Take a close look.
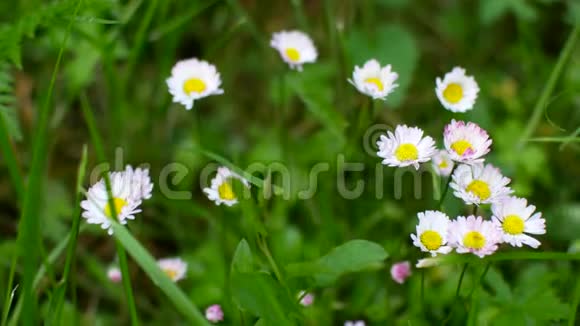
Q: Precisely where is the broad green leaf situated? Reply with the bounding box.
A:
[231,272,297,326]
[231,239,254,274]
[345,24,418,108]
[285,239,388,286]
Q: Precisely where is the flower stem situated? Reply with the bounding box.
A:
[257,234,288,292]
[519,25,580,145]
[443,263,469,324]
[116,240,140,326]
[437,165,456,209]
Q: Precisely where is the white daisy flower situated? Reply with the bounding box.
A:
[157,257,187,282]
[270,30,317,71]
[81,165,153,235]
[431,149,454,177]
[435,67,480,112]
[410,210,453,256]
[450,163,513,205]
[448,215,502,258]
[166,58,224,110]
[443,120,492,164]
[203,167,250,206]
[491,196,546,248]
[348,59,399,100]
[377,125,437,170]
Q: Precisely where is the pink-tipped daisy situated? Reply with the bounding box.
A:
[448,215,502,258]
[443,120,492,164]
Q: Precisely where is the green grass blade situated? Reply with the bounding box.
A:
[0,113,24,200]
[526,137,580,143]
[16,1,83,323]
[519,25,580,145]
[49,144,88,324]
[7,225,88,326]
[80,94,140,325]
[149,0,221,41]
[110,222,211,325]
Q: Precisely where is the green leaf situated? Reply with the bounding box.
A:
[286,239,388,286]
[231,272,296,326]
[345,24,418,108]
[231,239,254,274]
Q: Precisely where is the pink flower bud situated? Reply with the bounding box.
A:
[390,261,412,284]
[299,291,314,306]
[107,267,122,283]
[205,304,224,323]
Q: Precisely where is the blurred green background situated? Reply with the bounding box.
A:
[0,0,579,325]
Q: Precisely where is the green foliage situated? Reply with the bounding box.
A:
[479,0,538,25]
[480,265,569,324]
[0,0,579,325]
[285,240,388,286]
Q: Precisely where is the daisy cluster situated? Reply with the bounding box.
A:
[374,90,546,262]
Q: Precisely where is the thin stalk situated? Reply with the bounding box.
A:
[466,263,491,325]
[116,240,139,325]
[437,165,456,209]
[290,0,308,30]
[256,235,287,291]
[80,94,140,326]
[51,145,88,322]
[519,25,580,145]
[443,263,469,325]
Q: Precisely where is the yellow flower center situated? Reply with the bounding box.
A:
[463,231,486,249]
[420,230,443,251]
[364,77,384,91]
[502,215,524,235]
[163,268,178,280]
[104,197,128,219]
[443,83,463,103]
[183,78,206,95]
[394,143,419,162]
[218,181,236,201]
[466,180,491,200]
[450,140,473,156]
[439,160,448,169]
[285,48,300,62]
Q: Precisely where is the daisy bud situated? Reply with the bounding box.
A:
[390,261,412,284]
[298,291,314,306]
[107,266,122,283]
[205,304,224,323]
[344,321,366,326]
